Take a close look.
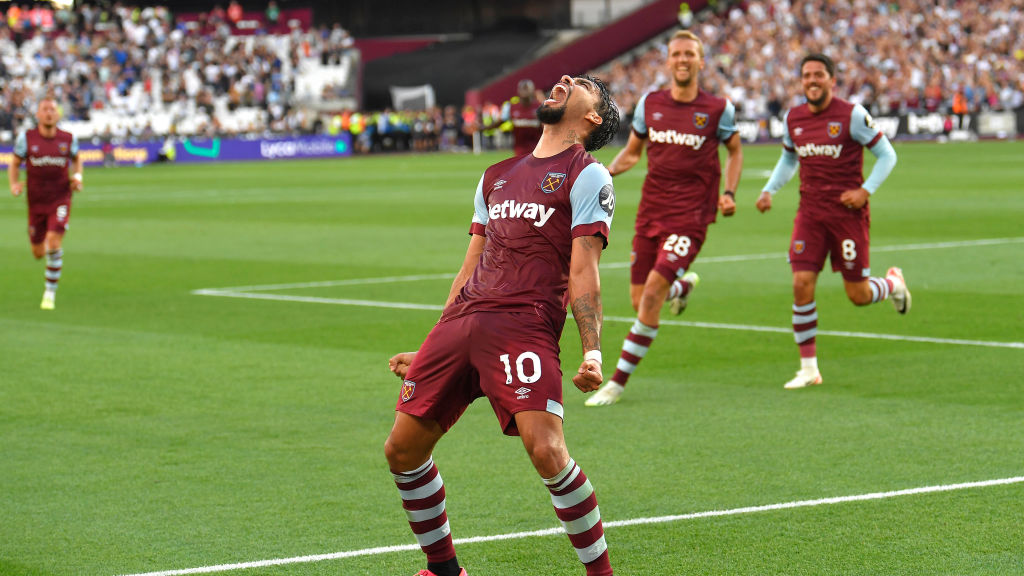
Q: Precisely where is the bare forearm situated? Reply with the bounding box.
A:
[445,234,485,307]
[445,268,472,307]
[724,148,743,193]
[607,154,638,177]
[569,235,603,353]
[570,287,602,353]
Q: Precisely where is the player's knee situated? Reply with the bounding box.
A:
[847,288,872,306]
[383,435,415,470]
[526,440,569,479]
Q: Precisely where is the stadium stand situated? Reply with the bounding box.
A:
[0,2,357,143]
[592,1,1024,123]
[1,1,1021,152]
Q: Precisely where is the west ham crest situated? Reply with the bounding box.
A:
[58,143,69,154]
[540,172,566,193]
[827,122,843,138]
[793,240,806,254]
[693,112,709,130]
[400,380,416,403]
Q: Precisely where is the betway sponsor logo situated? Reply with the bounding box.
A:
[29,156,69,167]
[488,199,556,227]
[648,128,706,150]
[795,143,843,159]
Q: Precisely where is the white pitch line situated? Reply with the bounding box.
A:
[620,316,1024,350]
[191,289,442,311]
[191,289,1024,349]
[192,273,454,293]
[116,475,1024,576]
[602,236,1024,270]
[193,237,1024,286]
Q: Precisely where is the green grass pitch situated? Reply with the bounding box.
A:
[1,141,1022,576]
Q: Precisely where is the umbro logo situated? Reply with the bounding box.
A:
[494,179,507,190]
[794,127,804,136]
[653,112,664,120]
[515,387,531,399]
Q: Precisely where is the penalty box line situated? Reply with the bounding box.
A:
[117,475,1024,576]
[190,290,1024,351]
[190,236,1024,350]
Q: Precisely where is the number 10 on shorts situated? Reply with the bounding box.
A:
[499,352,542,385]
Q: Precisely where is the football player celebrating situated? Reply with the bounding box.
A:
[586,30,743,407]
[756,53,908,389]
[385,74,619,576]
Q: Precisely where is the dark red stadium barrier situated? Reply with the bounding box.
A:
[354,36,447,64]
[465,0,707,108]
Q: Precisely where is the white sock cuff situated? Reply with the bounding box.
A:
[631,319,658,338]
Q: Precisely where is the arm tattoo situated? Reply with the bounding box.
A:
[571,290,602,353]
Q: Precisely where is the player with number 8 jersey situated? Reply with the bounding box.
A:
[755,53,909,390]
[8,97,83,311]
[384,74,619,576]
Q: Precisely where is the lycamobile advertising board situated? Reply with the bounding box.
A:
[0,134,352,168]
[176,135,352,162]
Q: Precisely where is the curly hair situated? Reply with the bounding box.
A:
[578,74,620,152]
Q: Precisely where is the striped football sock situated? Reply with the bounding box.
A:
[544,458,612,576]
[793,301,817,359]
[610,319,658,388]
[392,458,458,565]
[868,276,893,303]
[45,248,63,293]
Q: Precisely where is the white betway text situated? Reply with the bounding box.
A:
[648,128,706,150]
[488,199,556,227]
[795,143,843,159]
[29,156,69,167]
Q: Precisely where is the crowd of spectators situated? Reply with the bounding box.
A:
[0,1,357,143]
[3,1,1022,154]
[598,0,1024,120]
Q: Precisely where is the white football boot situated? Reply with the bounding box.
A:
[783,369,823,389]
[585,382,625,406]
[887,267,911,314]
[669,271,700,316]
[40,291,56,311]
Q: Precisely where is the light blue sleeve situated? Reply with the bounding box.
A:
[764,110,797,194]
[471,174,488,226]
[70,134,80,156]
[716,100,737,141]
[570,162,614,231]
[763,149,799,194]
[13,131,27,158]
[862,137,897,194]
[500,101,511,123]
[631,93,649,135]
[780,109,794,150]
[849,104,883,147]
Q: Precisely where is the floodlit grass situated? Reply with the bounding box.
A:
[1,141,1022,576]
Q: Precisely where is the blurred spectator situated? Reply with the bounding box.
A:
[0,2,357,143]
[594,0,1024,120]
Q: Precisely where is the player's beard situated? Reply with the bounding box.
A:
[805,85,829,108]
[673,69,697,89]
[536,101,567,125]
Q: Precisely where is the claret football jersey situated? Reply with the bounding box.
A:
[633,89,736,233]
[442,144,614,332]
[782,96,884,215]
